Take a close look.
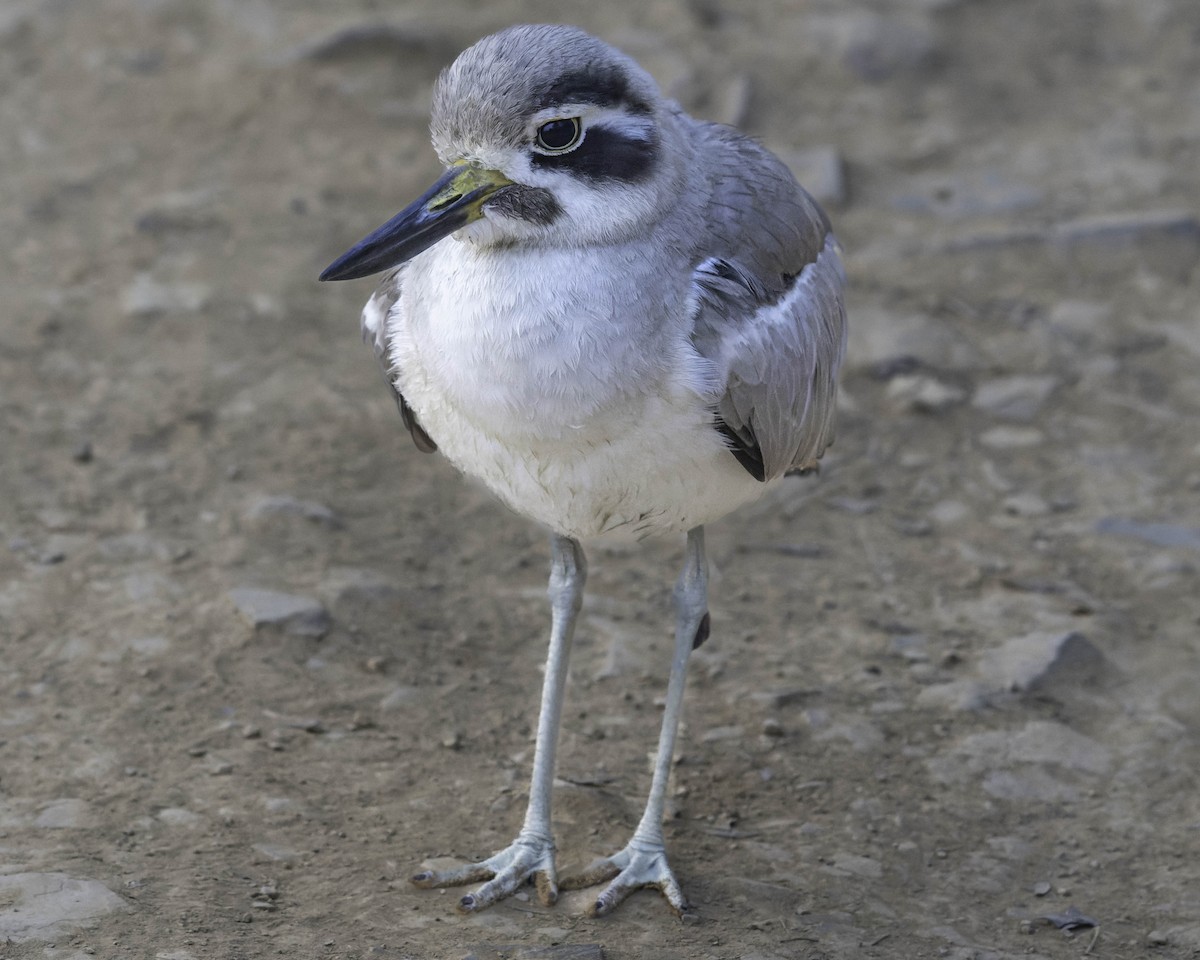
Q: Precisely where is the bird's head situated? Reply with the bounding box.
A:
[320,24,681,282]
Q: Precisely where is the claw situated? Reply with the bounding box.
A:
[563,842,688,918]
[410,834,558,913]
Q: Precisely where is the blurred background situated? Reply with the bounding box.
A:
[1,0,1198,957]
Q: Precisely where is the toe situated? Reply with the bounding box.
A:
[559,857,621,891]
[411,863,495,889]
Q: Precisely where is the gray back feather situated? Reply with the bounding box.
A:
[687,121,847,480]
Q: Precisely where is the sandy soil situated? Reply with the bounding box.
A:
[2,0,1199,958]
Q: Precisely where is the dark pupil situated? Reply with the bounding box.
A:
[538,119,578,150]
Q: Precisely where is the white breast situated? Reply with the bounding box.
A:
[386,239,768,540]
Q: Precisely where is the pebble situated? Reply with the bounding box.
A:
[892,169,1044,219]
[122,273,210,317]
[929,500,969,525]
[886,374,966,414]
[972,375,1059,421]
[1033,880,1052,896]
[979,426,1044,449]
[1053,208,1200,250]
[34,798,95,829]
[1095,517,1200,552]
[0,872,127,943]
[244,494,340,527]
[227,587,331,638]
[978,630,1105,695]
[1147,929,1169,946]
[1002,492,1050,517]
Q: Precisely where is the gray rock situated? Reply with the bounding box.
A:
[322,566,398,604]
[886,374,966,414]
[245,494,340,527]
[1001,493,1050,517]
[978,426,1044,449]
[1096,517,1200,552]
[972,375,1059,420]
[0,872,127,942]
[979,631,1105,694]
[1053,209,1200,249]
[892,170,1044,219]
[122,273,210,316]
[227,587,331,637]
[928,720,1112,799]
[35,798,95,829]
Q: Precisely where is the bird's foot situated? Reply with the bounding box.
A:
[411,832,558,913]
[561,839,688,918]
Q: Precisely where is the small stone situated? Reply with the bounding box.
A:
[72,440,94,463]
[122,273,210,316]
[972,375,1059,421]
[0,872,127,942]
[245,494,340,527]
[227,587,331,638]
[885,374,966,414]
[979,426,1044,449]
[929,500,968,525]
[1095,518,1200,552]
[761,718,785,737]
[1053,209,1200,249]
[1002,493,1050,517]
[441,732,462,750]
[1033,880,1052,896]
[1147,930,1169,946]
[978,630,1106,695]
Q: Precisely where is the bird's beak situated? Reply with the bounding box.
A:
[319,164,514,282]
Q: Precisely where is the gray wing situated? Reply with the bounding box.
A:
[361,269,437,454]
[687,122,847,481]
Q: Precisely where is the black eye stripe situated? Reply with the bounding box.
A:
[531,67,653,116]
[530,125,659,184]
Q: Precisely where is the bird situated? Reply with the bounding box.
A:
[319,23,847,918]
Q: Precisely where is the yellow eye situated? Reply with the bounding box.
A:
[535,118,582,152]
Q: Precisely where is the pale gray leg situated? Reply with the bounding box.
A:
[563,526,708,917]
[412,534,586,912]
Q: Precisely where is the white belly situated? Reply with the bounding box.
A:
[387,241,769,540]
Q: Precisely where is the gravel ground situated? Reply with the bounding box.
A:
[2,1,1199,958]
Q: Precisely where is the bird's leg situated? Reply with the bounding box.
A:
[412,534,586,913]
[563,526,708,918]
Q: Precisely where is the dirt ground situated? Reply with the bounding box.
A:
[2,0,1199,957]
